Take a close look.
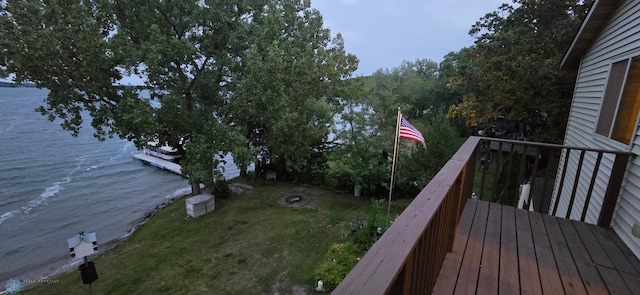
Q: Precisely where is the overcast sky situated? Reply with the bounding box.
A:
[2,0,507,84]
[311,0,506,76]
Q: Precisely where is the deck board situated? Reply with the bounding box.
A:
[430,200,477,294]
[590,226,638,275]
[432,200,640,294]
[605,229,640,275]
[454,201,489,295]
[529,212,565,294]
[498,206,519,295]
[543,214,588,294]
[572,221,614,268]
[477,202,501,295]
[597,265,633,295]
[557,218,607,294]
[619,271,640,294]
[515,208,541,295]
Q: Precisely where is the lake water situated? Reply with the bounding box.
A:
[0,88,241,282]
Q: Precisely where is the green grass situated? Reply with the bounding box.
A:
[23,181,410,295]
[474,169,496,201]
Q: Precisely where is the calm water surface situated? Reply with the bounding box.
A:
[0,88,240,282]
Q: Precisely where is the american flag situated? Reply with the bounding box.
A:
[400,116,426,148]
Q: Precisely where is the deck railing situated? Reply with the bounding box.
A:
[332,136,632,295]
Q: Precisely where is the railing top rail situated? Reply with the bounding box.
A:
[475,136,634,155]
[333,136,481,294]
[334,136,632,294]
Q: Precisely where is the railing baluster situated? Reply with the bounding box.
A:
[424,207,437,293]
[491,141,504,202]
[403,251,414,294]
[517,145,529,207]
[413,235,423,293]
[598,153,630,227]
[333,137,633,294]
[527,147,541,211]
[479,140,488,200]
[581,152,603,222]
[541,148,559,213]
[427,206,438,293]
[565,150,586,219]
[499,143,517,204]
[552,148,571,216]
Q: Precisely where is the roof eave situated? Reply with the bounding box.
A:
[561,0,622,71]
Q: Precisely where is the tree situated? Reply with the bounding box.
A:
[448,0,593,143]
[110,0,258,193]
[394,111,460,198]
[2,0,356,190]
[2,0,123,138]
[323,59,465,196]
[230,0,358,180]
[325,77,390,195]
[391,59,439,118]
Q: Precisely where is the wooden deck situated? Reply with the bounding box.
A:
[432,199,640,294]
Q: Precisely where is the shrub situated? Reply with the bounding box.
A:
[314,242,361,291]
[346,198,386,252]
[495,151,522,206]
[212,171,232,199]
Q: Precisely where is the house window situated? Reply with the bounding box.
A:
[595,56,640,145]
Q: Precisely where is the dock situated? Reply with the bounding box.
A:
[133,153,183,176]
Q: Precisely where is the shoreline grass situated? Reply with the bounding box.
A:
[21,181,410,294]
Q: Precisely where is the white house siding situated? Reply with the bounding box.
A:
[557,0,640,258]
[551,147,615,223]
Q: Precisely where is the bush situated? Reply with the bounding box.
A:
[314,199,388,291]
[495,151,522,206]
[212,171,232,199]
[395,112,461,198]
[346,198,386,252]
[314,242,361,291]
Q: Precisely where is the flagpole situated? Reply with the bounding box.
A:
[386,107,401,228]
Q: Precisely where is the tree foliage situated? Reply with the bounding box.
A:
[1,0,356,191]
[448,0,592,143]
[326,59,465,197]
[231,0,358,180]
[1,0,595,200]
[394,111,461,198]
[325,77,389,193]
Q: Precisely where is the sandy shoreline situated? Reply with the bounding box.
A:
[4,190,192,289]
[3,182,253,291]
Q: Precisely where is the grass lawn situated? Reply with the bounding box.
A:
[22,180,410,295]
[473,169,496,202]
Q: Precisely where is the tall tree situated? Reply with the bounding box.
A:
[325,77,390,195]
[448,0,593,143]
[2,0,122,138]
[230,0,358,180]
[395,111,460,197]
[2,0,356,189]
[111,0,263,192]
[392,59,439,118]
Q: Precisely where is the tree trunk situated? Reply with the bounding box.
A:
[255,157,264,181]
[204,163,214,193]
[191,180,201,196]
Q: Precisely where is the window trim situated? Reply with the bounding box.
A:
[593,55,640,148]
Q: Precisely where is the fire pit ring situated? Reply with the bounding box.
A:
[279,194,312,208]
